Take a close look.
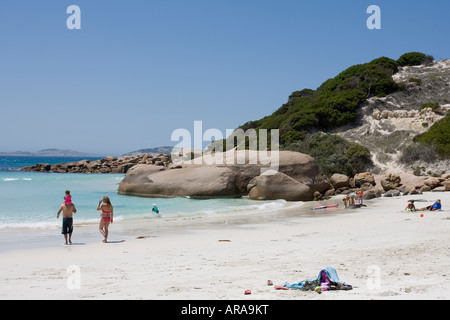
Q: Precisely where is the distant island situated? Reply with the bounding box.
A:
[122,146,181,157]
[1,146,181,158]
[0,149,101,157]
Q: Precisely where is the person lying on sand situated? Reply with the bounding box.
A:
[416,199,442,211]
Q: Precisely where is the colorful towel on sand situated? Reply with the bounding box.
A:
[283,266,352,291]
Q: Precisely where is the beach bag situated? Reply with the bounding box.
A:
[283,266,352,291]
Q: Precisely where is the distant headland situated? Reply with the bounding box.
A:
[0,149,100,157]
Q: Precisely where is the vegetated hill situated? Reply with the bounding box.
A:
[240,55,406,143]
[335,56,450,176]
[214,52,450,176]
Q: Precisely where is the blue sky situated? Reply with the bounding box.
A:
[1,0,449,155]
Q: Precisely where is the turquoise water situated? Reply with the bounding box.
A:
[0,157,294,230]
[0,156,103,171]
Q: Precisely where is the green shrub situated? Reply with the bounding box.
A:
[420,102,440,112]
[400,144,438,164]
[240,120,260,131]
[397,52,430,66]
[409,77,422,85]
[371,77,401,97]
[280,130,306,145]
[284,133,374,176]
[414,114,450,159]
[289,89,314,100]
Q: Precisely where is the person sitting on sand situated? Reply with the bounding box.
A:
[405,200,416,212]
[57,192,77,245]
[97,196,113,243]
[417,199,442,211]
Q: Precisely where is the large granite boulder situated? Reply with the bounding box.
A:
[380,173,401,191]
[247,171,313,201]
[119,166,239,199]
[118,150,330,201]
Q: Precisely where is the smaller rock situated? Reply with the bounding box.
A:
[444,181,450,191]
[384,189,401,197]
[247,172,314,201]
[381,173,401,192]
[354,172,376,187]
[424,177,441,189]
[330,174,350,189]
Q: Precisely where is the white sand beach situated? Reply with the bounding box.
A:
[0,191,449,300]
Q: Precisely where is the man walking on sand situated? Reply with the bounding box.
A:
[57,193,77,245]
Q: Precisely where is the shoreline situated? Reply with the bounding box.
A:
[1,191,449,300]
[0,198,317,253]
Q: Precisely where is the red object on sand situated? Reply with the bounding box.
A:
[313,204,339,210]
[274,285,289,290]
[244,290,251,295]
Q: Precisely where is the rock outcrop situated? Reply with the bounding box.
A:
[118,150,330,200]
[324,171,450,201]
[21,154,171,174]
[20,150,450,202]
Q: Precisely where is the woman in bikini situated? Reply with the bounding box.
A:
[97,196,113,243]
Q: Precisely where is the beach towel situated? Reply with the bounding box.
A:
[283,266,352,291]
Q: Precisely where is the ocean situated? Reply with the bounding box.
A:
[0,156,299,231]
